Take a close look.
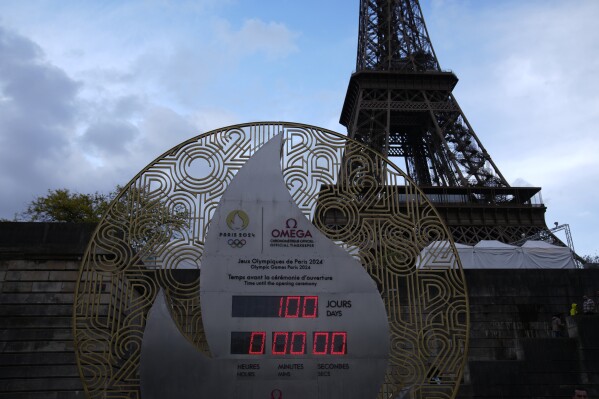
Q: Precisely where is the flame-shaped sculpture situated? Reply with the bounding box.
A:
[140,135,389,398]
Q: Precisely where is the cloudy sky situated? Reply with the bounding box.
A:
[0,0,597,256]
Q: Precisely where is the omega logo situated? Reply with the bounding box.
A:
[271,218,313,238]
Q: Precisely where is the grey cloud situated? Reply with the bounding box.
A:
[0,26,79,124]
[137,106,199,155]
[215,18,300,58]
[0,25,42,64]
[81,120,140,155]
[0,25,81,217]
[0,22,208,222]
[0,25,79,158]
[113,95,146,119]
[127,17,300,107]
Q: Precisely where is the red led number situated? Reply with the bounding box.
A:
[278,297,284,317]
[277,296,318,318]
[272,332,289,355]
[285,296,301,318]
[272,332,307,355]
[302,296,318,318]
[238,331,346,355]
[313,332,329,355]
[290,332,307,355]
[330,332,347,355]
[249,332,265,355]
[313,332,347,355]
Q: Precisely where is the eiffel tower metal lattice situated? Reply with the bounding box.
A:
[340,0,552,245]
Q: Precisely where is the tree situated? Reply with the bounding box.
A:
[21,186,189,237]
[582,253,599,264]
[22,189,110,223]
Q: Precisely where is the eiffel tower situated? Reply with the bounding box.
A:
[340,0,549,245]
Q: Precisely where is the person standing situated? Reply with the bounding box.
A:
[570,303,578,316]
[583,296,595,315]
[551,314,564,337]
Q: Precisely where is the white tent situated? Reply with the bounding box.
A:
[520,240,576,269]
[417,240,576,269]
[471,240,523,269]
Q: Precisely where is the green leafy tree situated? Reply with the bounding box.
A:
[22,189,110,223]
[21,187,189,241]
[109,185,190,250]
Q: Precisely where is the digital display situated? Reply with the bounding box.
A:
[231,331,347,356]
[273,332,307,355]
[231,332,266,355]
[313,332,347,355]
[232,296,318,318]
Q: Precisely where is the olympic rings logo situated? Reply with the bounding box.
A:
[228,239,246,248]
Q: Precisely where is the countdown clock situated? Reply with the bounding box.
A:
[202,135,389,398]
[139,135,388,399]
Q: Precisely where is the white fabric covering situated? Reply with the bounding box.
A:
[472,240,523,268]
[418,240,575,269]
[520,240,576,269]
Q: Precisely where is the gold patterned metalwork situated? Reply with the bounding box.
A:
[74,122,469,399]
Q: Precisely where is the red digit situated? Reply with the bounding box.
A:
[278,296,284,317]
[272,332,289,355]
[249,331,265,355]
[313,332,329,355]
[285,296,300,318]
[330,332,347,355]
[302,296,318,318]
[290,332,306,355]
